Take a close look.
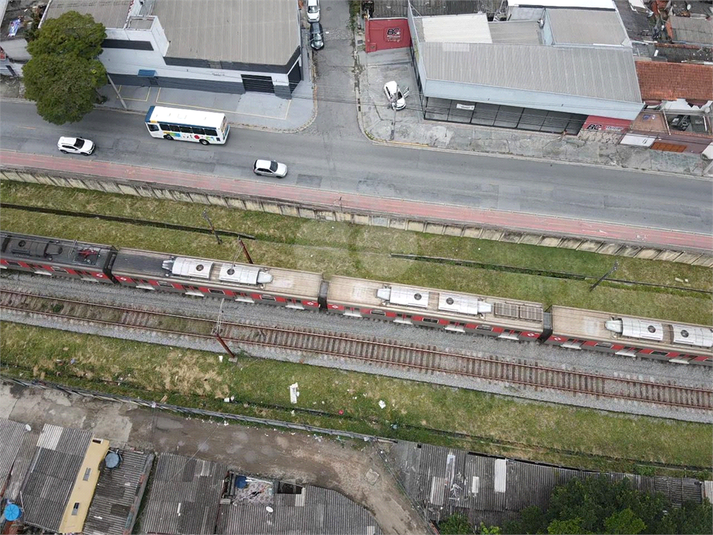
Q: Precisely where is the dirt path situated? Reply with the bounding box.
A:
[1,383,431,534]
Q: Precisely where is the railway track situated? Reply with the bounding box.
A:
[2,289,711,412]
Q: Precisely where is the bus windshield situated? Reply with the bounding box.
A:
[144,106,230,145]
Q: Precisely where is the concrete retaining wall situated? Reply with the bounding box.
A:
[2,169,711,267]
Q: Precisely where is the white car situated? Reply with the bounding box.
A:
[306,0,320,23]
[383,81,406,111]
[57,136,95,155]
[253,159,288,178]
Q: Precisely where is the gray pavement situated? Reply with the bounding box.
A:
[4,8,706,177]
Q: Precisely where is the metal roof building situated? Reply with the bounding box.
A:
[408,2,643,134]
[216,476,383,534]
[139,453,227,535]
[389,442,704,526]
[0,419,34,499]
[19,424,93,533]
[84,450,154,535]
[42,0,303,98]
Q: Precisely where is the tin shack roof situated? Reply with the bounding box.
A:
[20,424,93,532]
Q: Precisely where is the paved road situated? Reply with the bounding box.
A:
[1,100,711,240]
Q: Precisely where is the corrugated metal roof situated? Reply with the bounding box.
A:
[216,485,382,534]
[20,425,92,532]
[84,450,154,535]
[140,453,227,535]
[420,42,642,103]
[548,8,628,45]
[0,419,29,495]
[489,21,542,45]
[422,13,492,43]
[44,0,133,30]
[670,16,713,46]
[389,442,703,526]
[154,0,299,65]
[4,429,39,502]
[373,0,500,19]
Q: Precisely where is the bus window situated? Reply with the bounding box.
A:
[147,124,159,132]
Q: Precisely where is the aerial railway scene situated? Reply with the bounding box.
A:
[1,0,712,534]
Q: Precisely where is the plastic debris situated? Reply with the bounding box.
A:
[378,400,386,409]
[219,355,224,362]
[289,383,300,404]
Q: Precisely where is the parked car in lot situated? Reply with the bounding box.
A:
[383,81,406,110]
[309,22,324,50]
[306,0,320,23]
[253,159,288,178]
[57,136,95,155]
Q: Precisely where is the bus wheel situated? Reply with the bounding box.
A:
[164,135,173,140]
[199,139,210,146]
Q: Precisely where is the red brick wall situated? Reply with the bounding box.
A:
[365,18,411,53]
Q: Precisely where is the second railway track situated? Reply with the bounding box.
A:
[1,289,711,413]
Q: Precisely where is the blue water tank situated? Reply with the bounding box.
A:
[4,503,21,521]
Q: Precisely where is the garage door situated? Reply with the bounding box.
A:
[242,74,274,93]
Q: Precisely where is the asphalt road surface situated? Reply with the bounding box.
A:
[1,101,711,237]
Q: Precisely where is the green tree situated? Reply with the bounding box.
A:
[24,54,106,125]
[478,522,502,534]
[547,518,590,534]
[439,513,473,534]
[503,476,712,535]
[23,10,106,125]
[603,508,645,534]
[27,11,105,59]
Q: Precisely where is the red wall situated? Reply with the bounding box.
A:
[365,18,411,53]
[582,116,632,133]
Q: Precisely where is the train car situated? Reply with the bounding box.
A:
[326,275,547,340]
[547,306,713,366]
[0,232,117,284]
[111,248,326,310]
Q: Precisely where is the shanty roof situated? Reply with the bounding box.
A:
[389,442,703,526]
[20,424,93,532]
[670,15,713,46]
[83,450,154,535]
[216,482,382,534]
[0,419,32,496]
[139,453,227,535]
[635,62,713,102]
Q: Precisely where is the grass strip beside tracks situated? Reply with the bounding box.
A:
[1,322,710,478]
[1,182,711,325]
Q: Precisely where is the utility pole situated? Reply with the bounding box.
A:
[106,74,128,110]
[590,260,619,292]
[213,299,236,359]
[238,237,254,264]
[202,210,222,245]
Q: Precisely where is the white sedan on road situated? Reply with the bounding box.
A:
[383,81,406,111]
[57,136,95,155]
[253,159,288,178]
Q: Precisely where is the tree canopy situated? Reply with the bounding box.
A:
[23,11,107,125]
[502,475,712,534]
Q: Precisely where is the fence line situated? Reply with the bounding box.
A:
[1,169,712,266]
[0,374,393,444]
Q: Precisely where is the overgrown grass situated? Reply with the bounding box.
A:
[1,322,710,476]
[1,181,711,324]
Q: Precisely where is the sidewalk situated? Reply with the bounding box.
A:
[354,48,708,178]
[1,36,708,177]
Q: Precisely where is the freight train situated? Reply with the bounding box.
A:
[2,232,711,366]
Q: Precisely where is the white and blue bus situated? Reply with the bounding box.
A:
[144,106,230,145]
